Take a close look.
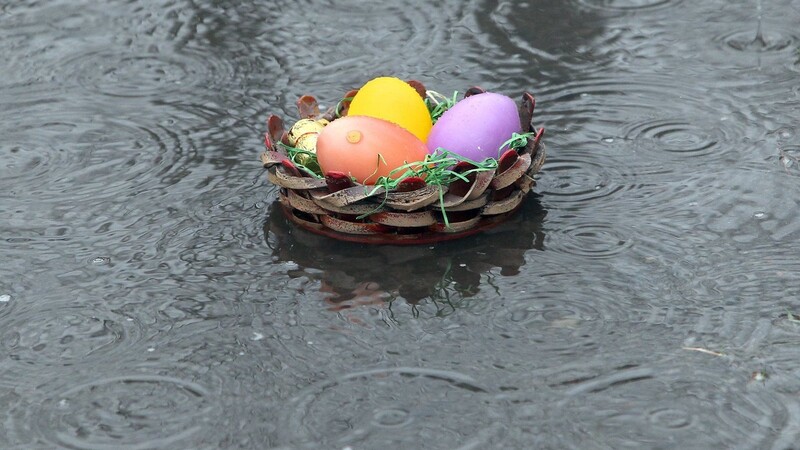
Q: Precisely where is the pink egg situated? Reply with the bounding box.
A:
[317,116,429,185]
[427,92,522,161]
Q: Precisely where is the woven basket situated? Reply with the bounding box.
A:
[260,83,545,245]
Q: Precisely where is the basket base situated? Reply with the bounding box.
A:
[279,203,522,245]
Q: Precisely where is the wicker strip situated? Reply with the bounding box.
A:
[268,166,327,190]
[312,184,386,208]
[482,189,526,216]
[491,153,531,190]
[432,215,482,233]
[370,210,438,227]
[383,185,441,211]
[320,215,387,235]
[443,194,489,212]
[282,190,329,215]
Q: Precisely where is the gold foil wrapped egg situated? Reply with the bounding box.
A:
[288,118,329,149]
[287,118,328,172]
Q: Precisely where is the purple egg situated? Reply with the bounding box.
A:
[427,92,522,161]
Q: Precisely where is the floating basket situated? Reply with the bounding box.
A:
[260,82,545,245]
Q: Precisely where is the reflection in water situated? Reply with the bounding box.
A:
[263,196,547,311]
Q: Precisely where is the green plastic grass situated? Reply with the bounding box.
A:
[424,90,459,123]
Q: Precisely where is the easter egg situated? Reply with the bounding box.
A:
[316,116,428,184]
[287,118,328,150]
[427,92,522,162]
[347,77,432,142]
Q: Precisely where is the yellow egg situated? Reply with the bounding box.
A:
[347,77,432,142]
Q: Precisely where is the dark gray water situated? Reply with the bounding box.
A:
[2,0,799,448]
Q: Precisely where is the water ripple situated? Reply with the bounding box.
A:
[486,274,643,356]
[276,367,507,449]
[537,144,635,208]
[0,0,234,94]
[547,220,634,259]
[575,0,682,12]
[0,106,198,204]
[714,27,797,55]
[483,1,607,75]
[777,144,800,174]
[673,14,800,73]
[549,360,789,448]
[504,319,795,445]
[0,295,14,326]
[57,47,235,99]
[34,374,213,450]
[0,100,207,257]
[621,118,722,157]
[689,245,800,312]
[252,0,467,84]
[699,169,800,244]
[0,268,30,324]
[537,75,746,164]
[0,299,145,388]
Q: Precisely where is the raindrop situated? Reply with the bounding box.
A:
[372,408,411,427]
[91,257,110,265]
[0,294,11,303]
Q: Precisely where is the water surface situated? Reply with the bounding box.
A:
[2,0,800,448]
